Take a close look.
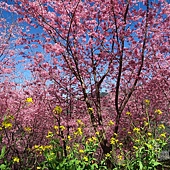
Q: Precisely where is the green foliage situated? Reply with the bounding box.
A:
[0,139,11,170]
[109,100,168,170]
[39,135,105,170]
[0,102,169,170]
[0,146,6,160]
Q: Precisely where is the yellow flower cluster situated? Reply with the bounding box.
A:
[33,145,53,152]
[144,121,149,126]
[144,99,150,106]
[24,127,32,132]
[26,97,33,103]
[133,146,138,150]
[46,131,53,138]
[79,149,84,153]
[117,154,123,160]
[2,121,12,129]
[155,109,162,115]
[53,105,62,114]
[13,157,20,163]
[74,127,83,136]
[160,133,166,138]
[95,131,100,136]
[1,115,14,129]
[105,153,111,158]
[135,139,140,143]
[86,136,97,144]
[83,156,88,162]
[158,124,165,129]
[88,107,94,114]
[126,112,131,116]
[67,135,72,141]
[54,125,58,130]
[110,137,118,145]
[133,127,140,133]
[147,132,152,137]
[66,146,70,150]
[60,125,66,131]
[108,120,114,126]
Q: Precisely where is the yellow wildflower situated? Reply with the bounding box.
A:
[37,167,41,170]
[2,121,12,129]
[24,127,31,132]
[147,132,152,137]
[128,131,131,134]
[95,131,100,135]
[74,127,83,136]
[34,145,40,150]
[26,97,33,103]
[67,135,71,141]
[133,127,140,133]
[144,121,149,126]
[155,109,162,115]
[114,133,118,137]
[108,120,114,126]
[53,106,62,114]
[88,138,93,143]
[60,125,66,131]
[77,127,83,135]
[46,131,53,138]
[66,146,70,150]
[119,143,123,146]
[0,127,2,130]
[13,157,20,163]
[39,145,44,151]
[110,137,118,145]
[83,156,88,162]
[88,108,94,114]
[160,133,166,138]
[126,112,131,116]
[105,153,111,158]
[44,145,53,150]
[79,149,84,153]
[144,99,150,106]
[117,155,123,160]
[133,146,138,150]
[92,136,97,141]
[135,139,140,143]
[54,125,59,130]
[159,124,165,129]
[156,138,161,142]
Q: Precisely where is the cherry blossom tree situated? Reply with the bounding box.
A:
[2,0,170,165]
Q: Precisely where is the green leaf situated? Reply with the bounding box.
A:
[0,164,7,170]
[91,163,98,169]
[152,161,161,167]
[138,161,143,170]
[0,146,6,159]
